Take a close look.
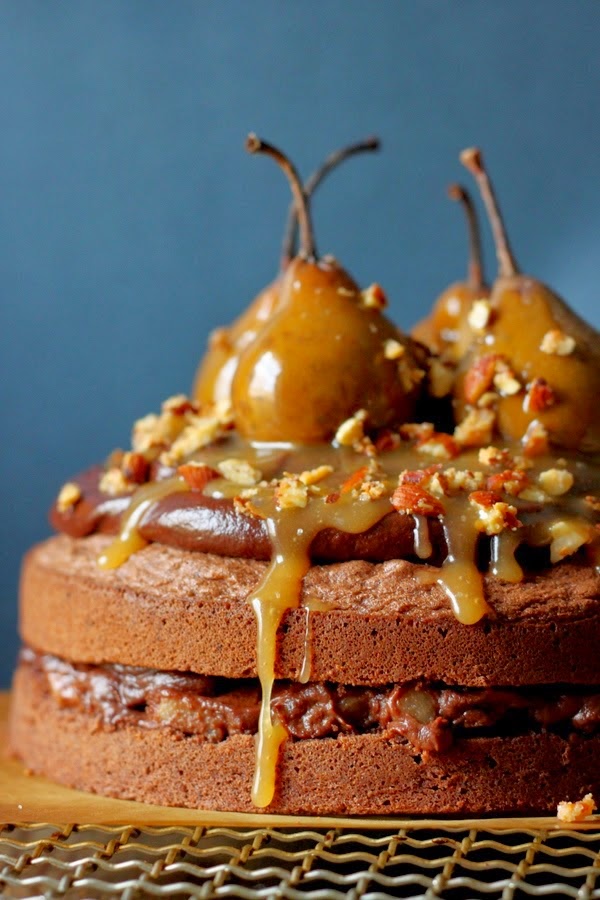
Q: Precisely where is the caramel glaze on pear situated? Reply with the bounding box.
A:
[230,134,425,443]
[413,184,488,361]
[232,254,422,442]
[193,137,380,414]
[455,148,600,453]
[193,280,280,413]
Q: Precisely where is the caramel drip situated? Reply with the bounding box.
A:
[413,514,433,560]
[299,597,333,684]
[438,499,491,625]
[490,530,523,582]
[248,490,389,807]
[98,477,189,569]
[249,516,307,807]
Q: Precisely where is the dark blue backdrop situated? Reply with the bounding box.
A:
[1,1,599,686]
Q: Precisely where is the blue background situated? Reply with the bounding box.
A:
[1,1,599,686]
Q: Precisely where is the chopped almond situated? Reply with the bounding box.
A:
[341,466,370,495]
[374,429,402,453]
[56,482,82,513]
[133,412,185,454]
[441,468,486,494]
[478,446,513,468]
[522,419,550,457]
[469,492,521,535]
[487,469,530,496]
[361,283,387,309]
[299,465,334,486]
[518,486,549,504]
[463,355,500,405]
[399,422,434,442]
[335,410,367,446]
[524,378,556,414]
[454,408,496,447]
[477,390,499,408]
[391,483,444,517]
[178,463,220,491]
[160,414,224,466]
[540,329,576,356]
[467,298,493,330]
[549,520,594,563]
[383,338,405,360]
[428,357,455,399]
[493,370,521,396]
[399,363,426,394]
[217,458,262,486]
[398,465,443,487]
[121,451,149,485]
[557,793,596,823]
[99,468,134,496]
[538,468,574,497]
[233,495,265,518]
[359,480,386,501]
[276,475,309,510]
[161,394,199,416]
[416,432,459,461]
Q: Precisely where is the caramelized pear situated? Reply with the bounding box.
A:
[231,134,425,443]
[412,184,488,360]
[193,137,380,414]
[455,148,600,452]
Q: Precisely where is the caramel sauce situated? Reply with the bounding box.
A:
[76,427,600,807]
[243,476,392,807]
[413,514,433,560]
[299,598,332,684]
[490,530,523,583]
[438,500,490,625]
[98,477,189,569]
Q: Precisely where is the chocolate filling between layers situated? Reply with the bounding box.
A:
[21,647,600,756]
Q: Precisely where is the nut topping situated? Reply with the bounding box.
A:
[360,283,388,310]
[178,463,220,491]
[469,492,521,535]
[56,482,82,513]
[538,468,574,497]
[523,378,556,414]
[467,298,493,330]
[217,459,262,486]
[540,329,576,356]
[454,408,496,448]
[391,483,445,517]
[334,410,367,446]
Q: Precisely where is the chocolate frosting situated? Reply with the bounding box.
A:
[50,465,448,564]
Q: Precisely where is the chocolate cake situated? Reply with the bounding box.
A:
[9,140,600,815]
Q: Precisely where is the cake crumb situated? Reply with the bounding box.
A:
[557,793,596,823]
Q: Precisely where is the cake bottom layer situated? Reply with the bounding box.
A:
[10,663,600,815]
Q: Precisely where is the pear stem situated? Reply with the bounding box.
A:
[280,136,380,268]
[460,147,518,278]
[447,183,484,289]
[246,133,316,261]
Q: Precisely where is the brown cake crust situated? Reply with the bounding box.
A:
[20,534,600,687]
[10,662,600,815]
